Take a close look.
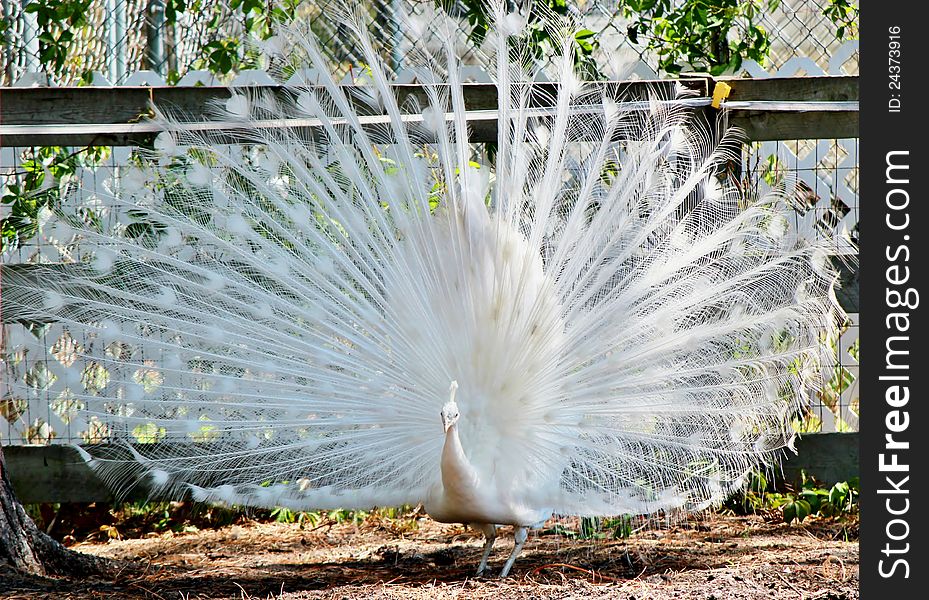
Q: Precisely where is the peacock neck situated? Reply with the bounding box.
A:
[441,423,477,494]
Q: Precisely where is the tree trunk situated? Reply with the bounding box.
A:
[0,445,110,576]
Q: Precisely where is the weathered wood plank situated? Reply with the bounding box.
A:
[729,109,858,142]
[719,75,858,140]
[2,108,857,145]
[1,114,858,145]
[0,80,700,126]
[0,77,857,146]
[0,76,855,128]
[3,434,857,504]
[721,75,858,102]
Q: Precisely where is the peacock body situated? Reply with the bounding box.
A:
[6,2,843,576]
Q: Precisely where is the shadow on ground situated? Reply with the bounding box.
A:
[0,514,858,599]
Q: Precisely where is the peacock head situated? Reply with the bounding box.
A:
[440,380,460,432]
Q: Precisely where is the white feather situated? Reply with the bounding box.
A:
[6,1,844,576]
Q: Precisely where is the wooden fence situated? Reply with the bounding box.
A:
[0,75,858,146]
[0,74,859,503]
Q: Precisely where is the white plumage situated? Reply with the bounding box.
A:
[9,3,842,577]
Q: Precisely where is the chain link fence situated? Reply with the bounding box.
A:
[1,0,856,86]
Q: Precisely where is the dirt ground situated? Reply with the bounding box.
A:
[1,513,858,599]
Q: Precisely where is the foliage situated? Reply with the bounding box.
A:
[28,501,420,544]
[782,474,859,524]
[583,515,635,539]
[540,514,636,540]
[618,0,858,75]
[823,0,859,40]
[19,0,93,81]
[29,472,859,545]
[1,146,109,253]
[3,0,861,83]
[164,0,304,76]
[618,0,777,75]
[270,506,317,527]
[723,470,859,525]
[445,0,603,79]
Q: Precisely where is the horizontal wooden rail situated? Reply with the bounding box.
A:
[718,74,858,141]
[2,433,857,504]
[0,76,857,147]
[0,79,694,147]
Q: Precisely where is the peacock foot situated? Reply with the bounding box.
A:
[474,523,497,577]
[498,525,528,578]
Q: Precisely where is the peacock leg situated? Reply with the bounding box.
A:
[499,526,528,578]
[475,523,497,576]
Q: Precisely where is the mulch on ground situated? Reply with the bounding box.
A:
[0,512,858,599]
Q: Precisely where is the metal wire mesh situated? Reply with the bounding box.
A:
[743,137,859,432]
[1,0,857,86]
[1,0,859,443]
[0,135,861,444]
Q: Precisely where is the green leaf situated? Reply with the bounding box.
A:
[695,8,707,26]
[829,481,850,507]
[795,499,811,522]
[574,29,597,54]
[729,54,743,72]
[800,489,826,513]
[783,501,796,523]
[55,2,74,20]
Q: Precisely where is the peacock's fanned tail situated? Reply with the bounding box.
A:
[7,3,844,516]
